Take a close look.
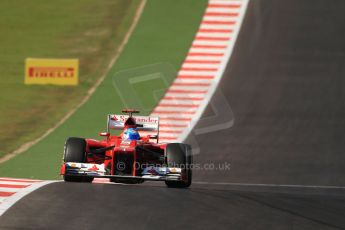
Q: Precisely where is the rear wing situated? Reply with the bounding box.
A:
[107,114,159,142]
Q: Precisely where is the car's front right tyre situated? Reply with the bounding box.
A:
[165,143,192,188]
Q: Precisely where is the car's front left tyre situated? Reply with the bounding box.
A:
[63,137,94,183]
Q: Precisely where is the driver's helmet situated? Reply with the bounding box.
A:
[123,127,140,141]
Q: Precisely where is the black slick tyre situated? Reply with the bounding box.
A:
[165,143,192,188]
[63,137,94,183]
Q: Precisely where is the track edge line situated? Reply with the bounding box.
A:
[0,180,57,216]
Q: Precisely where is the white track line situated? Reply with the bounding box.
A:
[0,188,23,193]
[178,70,217,76]
[0,180,56,216]
[206,9,240,13]
[193,40,230,46]
[193,181,345,190]
[203,16,238,22]
[151,0,249,143]
[200,24,236,30]
[182,63,220,68]
[0,178,41,182]
[186,56,224,61]
[0,181,32,186]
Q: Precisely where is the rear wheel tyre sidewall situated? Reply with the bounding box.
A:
[63,137,94,183]
[165,143,192,188]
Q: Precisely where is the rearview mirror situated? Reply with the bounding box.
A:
[148,135,158,139]
[99,132,110,137]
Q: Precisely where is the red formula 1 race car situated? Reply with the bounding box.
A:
[60,109,192,188]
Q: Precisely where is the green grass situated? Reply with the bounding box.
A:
[0,0,140,157]
[0,0,208,179]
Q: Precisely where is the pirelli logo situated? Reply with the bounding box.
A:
[25,58,79,85]
[28,67,75,78]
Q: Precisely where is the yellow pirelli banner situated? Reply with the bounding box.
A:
[25,58,79,85]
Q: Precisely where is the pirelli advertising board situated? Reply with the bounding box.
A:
[25,58,79,85]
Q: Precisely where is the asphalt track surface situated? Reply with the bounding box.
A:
[1,0,345,229]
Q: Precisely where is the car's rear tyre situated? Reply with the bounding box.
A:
[63,137,94,183]
[165,143,192,188]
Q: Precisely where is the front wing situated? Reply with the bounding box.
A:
[62,162,183,181]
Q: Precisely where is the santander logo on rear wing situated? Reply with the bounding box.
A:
[107,114,159,132]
